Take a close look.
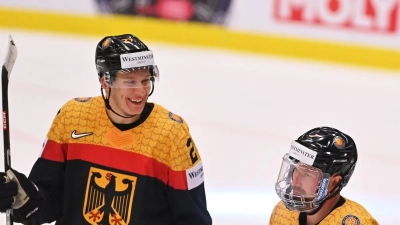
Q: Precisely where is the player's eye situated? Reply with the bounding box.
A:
[124,80,136,86]
[142,79,151,86]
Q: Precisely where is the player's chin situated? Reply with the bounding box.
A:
[125,100,145,114]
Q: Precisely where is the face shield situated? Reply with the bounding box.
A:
[104,50,160,93]
[109,66,159,90]
[275,141,330,212]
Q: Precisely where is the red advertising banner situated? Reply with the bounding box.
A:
[273,0,398,33]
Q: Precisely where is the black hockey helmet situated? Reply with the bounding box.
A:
[295,127,357,189]
[95,34,159,85]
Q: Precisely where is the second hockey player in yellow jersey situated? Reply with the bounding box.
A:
[269,127,378,225]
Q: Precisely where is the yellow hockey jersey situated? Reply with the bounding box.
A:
[269,197,378,225]
[23,96,211,225]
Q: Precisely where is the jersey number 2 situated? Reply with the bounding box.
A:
[186,137,198,164]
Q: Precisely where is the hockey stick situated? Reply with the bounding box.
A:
[2,35,17,225]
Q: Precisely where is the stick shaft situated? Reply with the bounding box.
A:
[2,35,17,225]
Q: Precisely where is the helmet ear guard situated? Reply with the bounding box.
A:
[341,163,356,188]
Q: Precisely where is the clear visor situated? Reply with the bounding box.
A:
[108,65,159,89]
[275,154,330,211]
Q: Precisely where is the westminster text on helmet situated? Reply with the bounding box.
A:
[120,51,155,69]
[288,141,318,166]
[290,145,315,159]
[121,54,153,62]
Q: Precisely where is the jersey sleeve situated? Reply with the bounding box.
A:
[166,123,212,225]
[269,203,278,224]
[23,102,70,224]
[269,202,283,225]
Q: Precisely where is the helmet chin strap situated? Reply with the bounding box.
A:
[148,80,155,96]
[101,87,137,119]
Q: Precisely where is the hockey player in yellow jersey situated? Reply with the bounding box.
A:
[0,34,212,224]
[269,127,378,225]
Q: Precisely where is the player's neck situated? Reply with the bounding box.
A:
[106,108,141,124]
[306,194,341,225]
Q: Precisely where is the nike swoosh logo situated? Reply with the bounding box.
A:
[71,130,93,139]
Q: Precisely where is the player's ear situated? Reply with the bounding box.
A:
[329,174,342,190]
[100,76,109,90]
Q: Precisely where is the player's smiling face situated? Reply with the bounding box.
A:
[103,69,153,122]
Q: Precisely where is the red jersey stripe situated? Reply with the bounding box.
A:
[41,140,188,190]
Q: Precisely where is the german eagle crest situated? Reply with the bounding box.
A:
[83,167,137,225]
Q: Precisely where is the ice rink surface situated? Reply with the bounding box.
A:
[0,29,398,224]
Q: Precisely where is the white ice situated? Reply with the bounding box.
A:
[0,29,398,225]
